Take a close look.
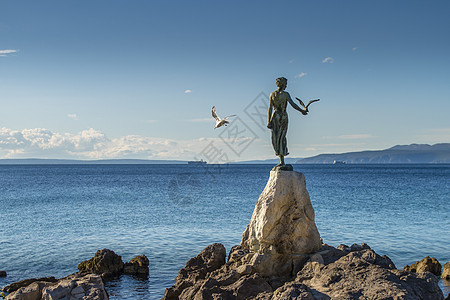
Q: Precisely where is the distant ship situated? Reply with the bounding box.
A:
[187,159,207,165]
[333,160,346,165]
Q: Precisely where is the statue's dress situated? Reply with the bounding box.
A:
[270,104,289,157]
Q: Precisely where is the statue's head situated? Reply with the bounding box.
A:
[276,77,287,90]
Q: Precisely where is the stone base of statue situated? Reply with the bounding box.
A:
[271,164,293,171]
[241,169,321,277]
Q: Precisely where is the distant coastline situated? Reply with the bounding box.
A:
[0,158,186,165]
[1,143,449,165]
[296,143,450,164]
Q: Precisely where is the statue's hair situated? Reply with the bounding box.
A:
[276,77,287,87]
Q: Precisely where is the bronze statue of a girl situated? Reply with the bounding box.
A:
[267,77,309,170]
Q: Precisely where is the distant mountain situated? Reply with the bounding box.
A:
[0,158,186,165]
[297,143,450,164]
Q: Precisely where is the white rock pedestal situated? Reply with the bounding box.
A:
[241,170,321,277]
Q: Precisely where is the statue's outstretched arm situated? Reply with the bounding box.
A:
[287,94,307,115]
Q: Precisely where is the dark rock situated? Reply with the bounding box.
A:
[297,249,443,299]
[2,277,57,293]
[336,244,349,251]
[272,282,315,300]
[164,243,226,299]
[123,255,149,277]
[0,271,6,277]
[224,273,272,298]
[442,261,450,280]
[403,256,442,276]
[227,245,249,262]
[163,243,444,300]
[78,249,124,280]
[350,242,371,251]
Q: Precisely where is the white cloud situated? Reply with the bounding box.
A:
[0,127,213,160]
[0,127,268,161]
[295,72,307,78]
[184,89,192,94]
[352,47,358,51]
[337,134,373,140]
[0,50,17,54]
[322,57,334,64]
[67,114,78,120]
[0,49,18,57]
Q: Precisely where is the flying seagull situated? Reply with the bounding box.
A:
[295,98,320,112]
[212,106,236,129]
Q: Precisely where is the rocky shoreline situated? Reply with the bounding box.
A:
[1,249,149,300]
[163,242,446,299]
[2,245,448,299]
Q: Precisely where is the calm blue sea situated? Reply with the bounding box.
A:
[0,164,449,299]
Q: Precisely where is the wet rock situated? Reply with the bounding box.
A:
[0,271,6,277]
[442,262,450,280]
[403,256,442,276]
[4,273,107,300]
[2,277,57,294]
[241,170,321,257]
[123,255,149,277]
[78,249,124,280]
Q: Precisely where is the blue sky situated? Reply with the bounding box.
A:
[1,0,449,161]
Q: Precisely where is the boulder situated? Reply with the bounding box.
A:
[164,243,226,299]
[0,271,6,277]
[298,248,442,300]
[78,249,124,280]
[4,273,108,300]
[403,256,442,276]
[123,255,149,277]
[4,282,46,300]
[241,170,321,256]
[163,243,444,300]
[442,262,450,280]
[2,277,57,294]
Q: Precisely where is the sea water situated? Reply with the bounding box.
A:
[0,164,449,299]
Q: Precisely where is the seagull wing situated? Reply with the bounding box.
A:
[212,106,221,121]
[306,99,320,108]
[295,97,306,110]
[222,114,236,120]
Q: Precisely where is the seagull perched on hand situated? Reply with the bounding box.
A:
[212,106,236,129]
